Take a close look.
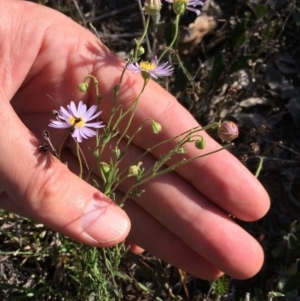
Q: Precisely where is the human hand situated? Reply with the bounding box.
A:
[0,0,269,280]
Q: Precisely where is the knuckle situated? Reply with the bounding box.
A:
[23,162,71,214]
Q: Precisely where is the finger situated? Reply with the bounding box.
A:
[0,90,130,247]
[124,200,224,280]
[125,242,145,254]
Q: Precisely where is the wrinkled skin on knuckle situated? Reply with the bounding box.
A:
[22,160,72,219]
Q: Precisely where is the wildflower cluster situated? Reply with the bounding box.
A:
[41,2,242,300]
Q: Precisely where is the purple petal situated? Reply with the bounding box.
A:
[127,63,141,72]
[60,106,72,119]
[77,101,87,116]
[68,101,78,116]
[49,120,71,128]
[186,6,201,15]
[85,121,105,128]
[151,56,159,66]
[148,71,158,79]
[72,132,82,143]
[81,127,97,138]
[188,0,203,5]
[84,105,98,120]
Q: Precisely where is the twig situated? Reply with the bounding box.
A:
[137,0,152,57]
[72,0,87,28]
[86,3,138,22]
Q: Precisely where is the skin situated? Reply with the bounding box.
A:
[0,0,270,280]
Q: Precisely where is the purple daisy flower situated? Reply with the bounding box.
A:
[127,55,174,79]
[49,101,105,143]
[165,0,204,16]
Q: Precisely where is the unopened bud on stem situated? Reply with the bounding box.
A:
[151,120,162,134]
[128,162,143,177]
[218,121,239,143]
[78,82,89,92]
[144,0,162,15]
[195,137,206,149]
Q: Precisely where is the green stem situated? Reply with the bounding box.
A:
[134,15,151,60]
[83,74,100,102]
[255,156,264,178]
[57,130,70,159]
[111,122,220,191]
[158,14,181,62]
[119,144,231,205]
[115,78,149,146]
[176,53,195,89]
[76,141,83,179]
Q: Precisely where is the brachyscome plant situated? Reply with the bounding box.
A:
[43,2,240,300]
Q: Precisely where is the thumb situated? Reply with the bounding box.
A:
[0,91,130,246]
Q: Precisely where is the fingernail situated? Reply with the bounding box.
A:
[81,198,129,244]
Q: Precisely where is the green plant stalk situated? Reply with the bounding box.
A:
[125,121,145,148]
[115,78,149,146]
[104,61,131,132]
[254,156,264,178]
[103,165,120,197]
[119,144,232,205]
[158,13,181,62]
[176,53,196,89]
[112,122,220,187]
[82,69,129,186]
[76,141,83,179]
[134,14,151,60]
[57,129,71,159]
[151,144,232,178]
[83,74,100,102]
[93,61,145,176]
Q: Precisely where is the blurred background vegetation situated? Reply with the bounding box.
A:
[1,0,300,300]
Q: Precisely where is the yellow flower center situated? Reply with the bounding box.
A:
[69,116,85,128]
[139,61,156,71]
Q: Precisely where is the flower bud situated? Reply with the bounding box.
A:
[78,82,89,92]
[113,147,122,160]
[218,121,239,143]
[195,137,206,149]
[137,46,145,57]
[144,0,162,15]
[100,162,111,173]
[172,0,187,15]
[151,121,162,134]
[128,162,143,177]
[176,147,187,154]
